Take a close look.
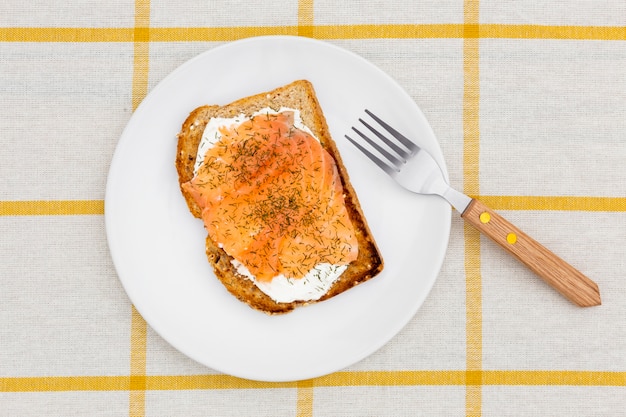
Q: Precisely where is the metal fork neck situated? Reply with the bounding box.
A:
[441,186,472,213]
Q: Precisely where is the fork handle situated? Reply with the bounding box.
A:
[461,199,601,307]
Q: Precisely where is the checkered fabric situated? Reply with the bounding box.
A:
[1,1,625,416]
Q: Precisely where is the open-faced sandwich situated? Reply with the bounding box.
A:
[176,80,383,314]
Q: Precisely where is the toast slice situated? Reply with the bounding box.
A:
[176,80,383,314]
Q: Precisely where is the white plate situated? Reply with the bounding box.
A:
[105,36,450,382]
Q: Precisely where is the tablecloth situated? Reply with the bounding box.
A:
[1,1,625,416]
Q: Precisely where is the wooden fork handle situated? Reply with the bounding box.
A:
[461,199,601,307]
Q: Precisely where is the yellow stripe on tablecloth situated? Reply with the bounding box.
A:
[318,370,626,387]
[129,2,150,417]
[0,200,104,215]
[476,196,626,212]
[132,1,150,113]
[0,376,130,392]
[0,25,463,42]
[481,24,626,41]
[130,306,148,417]
[0,27,134,42]
[148,26,300,41]
[463,26,480,198]
[463,1,482,416]
[147,24,464,40]
[464,223,482,415]
[296,379,314,417]
[132,36,150,112]
[484,370,626,386]
[314,370,467,386]
[144,375,298,390]
[312,24,466,39]
[2,371,624,392]
[2,24,625,43]
[1,197,621,217]
[298,0,314,38]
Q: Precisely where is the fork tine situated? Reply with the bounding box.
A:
[351,126,405,167]
[345,134,398,176]
[365,109,419,154]
[358,118,411,161]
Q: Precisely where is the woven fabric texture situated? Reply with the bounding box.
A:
[1,1,625,416]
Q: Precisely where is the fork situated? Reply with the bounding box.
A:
[346,109,601,307]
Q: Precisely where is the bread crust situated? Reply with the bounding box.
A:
[176,80,383,314]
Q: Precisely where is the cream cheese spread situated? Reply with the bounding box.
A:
[193,107,315,176]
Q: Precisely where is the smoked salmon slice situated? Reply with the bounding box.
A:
[183,110,358,282]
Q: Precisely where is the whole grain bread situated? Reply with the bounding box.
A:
[175,80,383,314]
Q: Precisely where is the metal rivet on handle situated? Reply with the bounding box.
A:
[479,212,491,223]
